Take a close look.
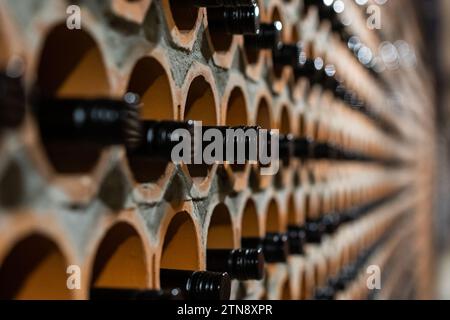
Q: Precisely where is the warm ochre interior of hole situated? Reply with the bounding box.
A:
[280,107,291,134]
[256,99,272,129]
[227,88,248,172]
[207,204,235,249]
[241,200,260,238]
[0,25,8,68]
[128,57,174,120]
[291,26,300,43]
[37,25,109,98]
[91,223,148,290]
[184,76,217,125]
[281,280,291,300]
[299,114,306,136]
[161,212,200,271]
[0,235,71,300]
[126,58,173,183]
[35,26,110,173]
[226,88,248,126]
[185,76,216,179]
[287,196,296,225]
[169,0,198,31]
[265,200,281,233]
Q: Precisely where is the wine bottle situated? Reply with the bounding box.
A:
[33,92,142,149]
[207,0,260,35]
[244,22,283,50]
[90,288,184,300]
[272,43,304,69]
[287,225,306,255]
[242,233,290,263]
[159,269,231,300]
[207,248,265,280]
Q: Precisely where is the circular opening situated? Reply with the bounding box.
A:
[207,204,234,249]
[255,98,272,130]
[35,25,110,174]
[184,76,217,180]
[265,199,281,233]
[91,223,148,290]
[169,0,199,31]
[241,200,260,238]
[161,212,200,271]
[126,57,174,183]
[226,88,248,172]
[0,234,72,300]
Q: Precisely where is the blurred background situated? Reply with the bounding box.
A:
[413,0,450,299]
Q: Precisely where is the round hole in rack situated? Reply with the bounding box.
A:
[34,25,110,174]
[256,98,272,130]
[184,76,217,181]
[0,234,72,299]
[168,0,199,31]
[126,57,174,184]
[226,87,249,173]
[90,222,148,290]
[279,106,291,135]
[241,199,260,238]
[287,195,296,226]
[160,212,200,271]
[265,199,281,233]
[207,204,234,249]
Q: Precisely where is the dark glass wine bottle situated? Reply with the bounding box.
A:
[207,248,265,280]
[159,269,231,300]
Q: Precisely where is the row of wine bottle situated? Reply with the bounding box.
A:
[1,72,396,167]
[314,209,406,300]
[88,187,403,300]
[191,0,393,135]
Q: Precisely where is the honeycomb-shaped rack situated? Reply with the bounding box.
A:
[0,0,435,300]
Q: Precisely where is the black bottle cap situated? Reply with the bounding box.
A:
[293,137,313,159]
[322,213,341,235]
[245,21,283,50]
[229,248,265,280]
[279,134,294,166]
[305,218,325,244]
[90,288,184,300]
[273,43,304,69]
[315,286,335,300]
[33,94,142,147]
[287,225,306,255]
[186,271,231,301]
[262,233,290,263]
[207,0,260,35]
[207,248,265,280]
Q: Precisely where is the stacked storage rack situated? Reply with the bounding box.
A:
[0,0,435,300]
